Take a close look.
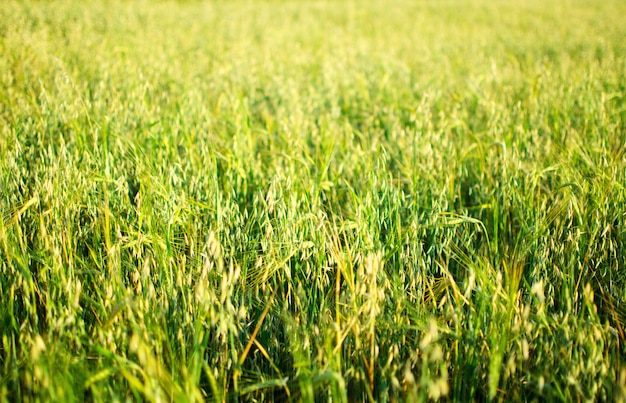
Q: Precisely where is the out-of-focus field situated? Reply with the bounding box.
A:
[1,0,625,400]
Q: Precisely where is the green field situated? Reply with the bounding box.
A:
[1,0,625,401]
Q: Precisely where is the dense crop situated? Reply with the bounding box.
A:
[1,0,625,401]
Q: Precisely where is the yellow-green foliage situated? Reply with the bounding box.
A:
[1,0,625,401]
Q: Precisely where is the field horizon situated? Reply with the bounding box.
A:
[1,0,625,401]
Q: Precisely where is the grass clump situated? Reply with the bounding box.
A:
[1,0,625,401]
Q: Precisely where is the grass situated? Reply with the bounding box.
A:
[1,0,625,401]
